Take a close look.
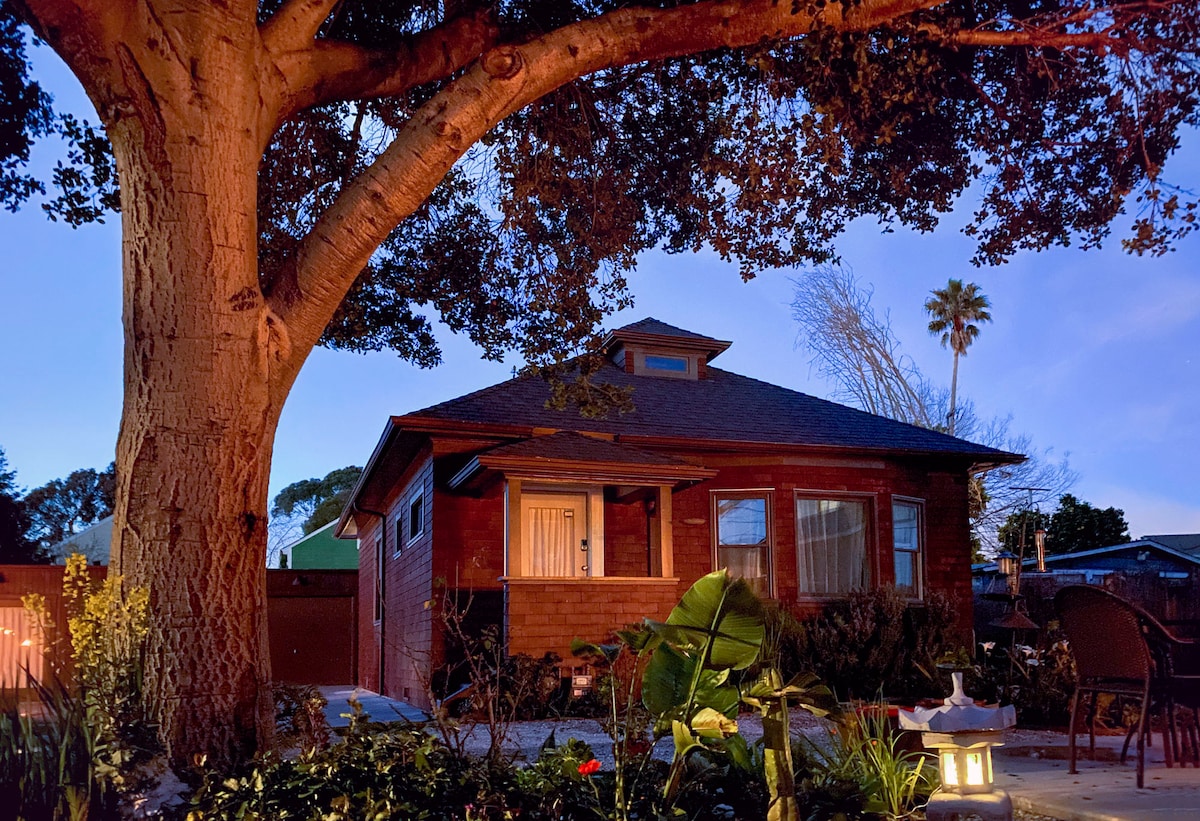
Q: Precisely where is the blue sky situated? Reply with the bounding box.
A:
[2,50,1198,539]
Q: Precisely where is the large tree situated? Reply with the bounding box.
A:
[998,492,1129,555]
[23,461,115,548]
[3,0,1198,765]
[792,264,1077,553]
[0,447,35,563]
[924,278,991,436]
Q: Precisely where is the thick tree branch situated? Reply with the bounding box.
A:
[264,8,500,125]
[260,0,341,54]
[267,0,949,384]
[929,25,1136,54]
[12,0,132,88]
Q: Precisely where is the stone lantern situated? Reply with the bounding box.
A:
[899,671,1016,821]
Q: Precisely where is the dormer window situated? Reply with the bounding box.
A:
[644,355,689,374]
[601,317,732,381]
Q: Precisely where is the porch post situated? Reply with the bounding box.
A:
[654,485,674,578]
[505,478,523,577]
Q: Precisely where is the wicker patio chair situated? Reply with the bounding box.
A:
[1054,585,1170,789]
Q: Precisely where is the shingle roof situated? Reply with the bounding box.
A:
[404,358,1019,462]
[612,317,718,341]
[1145,534,1200,555]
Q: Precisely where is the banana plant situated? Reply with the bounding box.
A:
[640,570,765,812]
[742,670,841,821]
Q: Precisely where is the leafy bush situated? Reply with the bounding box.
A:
[273,683,331,753]
[972,628,1075,728]
[796,707,936,821]
[0,553,157,819]
[767,588,961,702]
[186,704,518,820]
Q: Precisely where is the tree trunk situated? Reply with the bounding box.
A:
[104,16,283,766]
[948,350,959,436]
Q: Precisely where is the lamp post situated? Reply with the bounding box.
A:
[900,671,1016,821]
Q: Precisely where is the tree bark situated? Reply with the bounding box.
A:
[101,6,282,766]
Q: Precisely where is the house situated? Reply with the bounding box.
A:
[335,319,1021,704]
[974,537,1200,628]
[278,521,358,569]
[45,515,112,565]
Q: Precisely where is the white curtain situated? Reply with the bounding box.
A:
[529,506,575,576]
[796,499,867,595]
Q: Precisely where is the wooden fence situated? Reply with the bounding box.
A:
[0,565,358,687]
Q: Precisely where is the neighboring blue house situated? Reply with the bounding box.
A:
[974,536,1200,625]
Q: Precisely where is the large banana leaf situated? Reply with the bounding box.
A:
[653,570,765,671]
[643,643,740,721]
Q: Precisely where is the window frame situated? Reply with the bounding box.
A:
[793,490,876,601]
[392,511,404,556]
[890,496,925,600]
[710,489,774,598]
[407,489,425,545]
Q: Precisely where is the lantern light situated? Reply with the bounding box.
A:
[994,550,1018,579]
[900,671,1015,821]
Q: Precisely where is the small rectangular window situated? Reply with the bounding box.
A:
[408,491,424,543]
[645,355,689,373]
[796,496,869,597]
[892,499,923,597]
[393,514,403,556]
[714,493,771,596]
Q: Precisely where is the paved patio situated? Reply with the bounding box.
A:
[317,685,428,727]
[997,730,1200,821]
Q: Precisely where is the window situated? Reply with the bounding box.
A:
[714,493,771,596]
[892,499,923,597]
[393,513,403,555]
[645,354,689,373]
[795,496,869,597]
[407,491,424,544]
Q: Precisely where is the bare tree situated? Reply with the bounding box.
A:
[791,265,1076,553]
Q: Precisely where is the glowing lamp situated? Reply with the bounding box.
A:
[994,550,1018,579]
[899,671,1015,821]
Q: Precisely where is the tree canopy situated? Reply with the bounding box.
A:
[4,1,1198,377]
[23,461,115,549]
[271,465,363,537]
[4,0,1198,767]
[999,492,1130,555]
[0,446,35,563]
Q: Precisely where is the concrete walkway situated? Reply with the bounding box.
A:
[997,731,1200,821]
[316,685,428,728]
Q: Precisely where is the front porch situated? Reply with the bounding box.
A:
[503,576,682,660]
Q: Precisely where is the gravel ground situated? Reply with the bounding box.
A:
[452,707,833,767]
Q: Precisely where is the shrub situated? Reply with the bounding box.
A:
[796,706,936,821]
[767,588,961,702]
[0,553,157,819]
[186,704,518,820]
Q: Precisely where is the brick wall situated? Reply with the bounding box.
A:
[356,448,437,704]
[359,441,978,695]
[505,578,682,661]
[668,457,974,632]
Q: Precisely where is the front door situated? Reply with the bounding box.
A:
[521,491,590,577]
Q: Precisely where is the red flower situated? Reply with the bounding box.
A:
[578,759,601,776]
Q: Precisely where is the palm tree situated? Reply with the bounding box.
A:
[924,279,992,436]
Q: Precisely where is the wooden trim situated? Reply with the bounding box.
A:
[505,478,522,578]
[502,576,680,585]
[711,489,774,599]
